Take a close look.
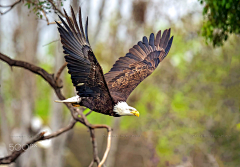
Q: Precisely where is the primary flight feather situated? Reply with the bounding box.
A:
[55,7,173,117]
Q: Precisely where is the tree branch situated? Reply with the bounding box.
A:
[88,160,94,167]
[0,52,112,166]
[43,119,77,140]
[90,129,101,165]
[99,129,112,167]
[86,110,93,117]
[0,0,22,15]
[41,8,62,25]
[0,132,45,164]
[0,119,77,164]
[42,39,60,47]
[55,62,67,88]
[0,52,56,88]
[48,0,64,17]
[0,0,63,26]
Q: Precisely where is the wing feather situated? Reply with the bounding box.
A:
[78,7,85,41]
[159,29,170,49]
[125,53,142,61]
[149,33,155,51]
[85,17,90,44]
[57,7,114,115]
[133,45,147,57]
[155,30,161,48]
[105,28,173,102]
[129,48,144,60]
[165,36,174,54]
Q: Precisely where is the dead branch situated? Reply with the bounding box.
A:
[0,119,77,164]
[0,0,22,15]
[41,8,62,25]
[48,21,62,25]
[30,0,63,25]
[0,132,45,164]
[0,52,112,166]
[48,0,64,17]
[86,110,93,117]
[0,52,56,88]
[90,129,101,165]
[99,130,112,167]
[42,39,60,47]
[65,107,111,167]
[41,9,49,24]
[55,62,67,87]
[43,119,77,140]
[89,160,94,167]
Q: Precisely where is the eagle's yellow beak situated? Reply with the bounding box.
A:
[131,110,140,117]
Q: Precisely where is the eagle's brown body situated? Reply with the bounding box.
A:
[56,7,173,116]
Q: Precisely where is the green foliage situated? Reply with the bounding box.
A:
[35,74,51,121]
[34,43,55,122]
[199,0,240,46]
[24,0,66,19]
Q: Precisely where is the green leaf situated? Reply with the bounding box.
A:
[222,0,226,6]
[226,3,231,9]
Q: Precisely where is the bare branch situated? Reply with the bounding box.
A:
[86,110,93,117]
[43,119,77,140]
[0,52,112,166]
[42,39,60,47]
[90,129,101,165]
[88,160,94,167]
[99,130,112,167]
[0,52,56,88]
[0,0,22,15]
[0,51,81,125]
[76,109,111,167]
[48,21,62,25]
[0,132,45,164]
[41,9,62,25]
[41,9,49,24]
[48,0,64,17]
[0,119,77,164]
[55,62,67,87]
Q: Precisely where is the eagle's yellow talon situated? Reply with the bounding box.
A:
[72,103,80,107]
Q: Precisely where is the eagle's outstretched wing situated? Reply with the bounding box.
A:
[56,7,114,113]
[105,29,173,102]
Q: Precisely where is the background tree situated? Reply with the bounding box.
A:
[199,0,240,46]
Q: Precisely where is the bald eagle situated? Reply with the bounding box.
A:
[55,7,173,117]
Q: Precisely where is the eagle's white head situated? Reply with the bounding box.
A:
[113,101,139,117]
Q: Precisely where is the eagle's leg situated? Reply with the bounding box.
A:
[55,95,81,107]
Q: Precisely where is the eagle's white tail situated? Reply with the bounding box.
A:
[55,95,81,103]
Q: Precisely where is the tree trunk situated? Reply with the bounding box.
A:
[13,2,41,167]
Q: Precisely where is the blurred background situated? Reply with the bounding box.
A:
[0,0,240,166]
